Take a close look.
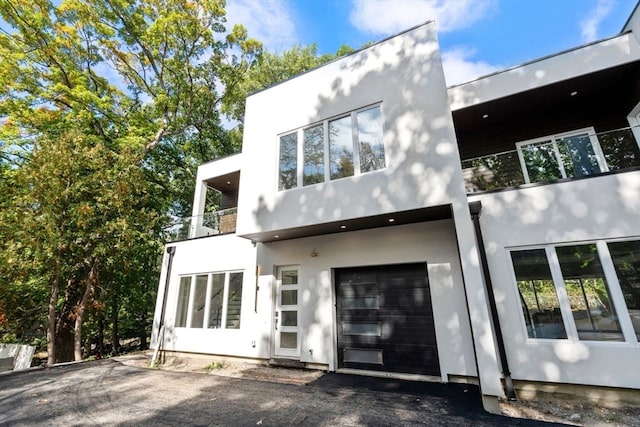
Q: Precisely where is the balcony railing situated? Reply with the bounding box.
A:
[166,207,238,242]
[462,127,640,193]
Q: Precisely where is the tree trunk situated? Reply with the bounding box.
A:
[98,314,105,356]
[55,320,75,363]
[111,296,119,355]
[74,260,97,361]
[47,275,59,366]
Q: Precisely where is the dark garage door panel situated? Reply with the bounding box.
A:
[335,263,440,376]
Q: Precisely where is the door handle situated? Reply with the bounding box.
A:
[275,318,278,330]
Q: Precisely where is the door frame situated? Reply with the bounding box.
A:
[272,265,301,359]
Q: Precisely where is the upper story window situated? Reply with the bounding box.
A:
[278,104,385,191]
[516,127,608,184]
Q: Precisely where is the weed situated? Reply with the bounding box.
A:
[205,361,224,371]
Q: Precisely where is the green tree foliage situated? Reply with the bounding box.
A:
[0,0,260,363]
[222,44,354,125]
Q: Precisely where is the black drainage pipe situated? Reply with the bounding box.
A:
[469,201,517,401]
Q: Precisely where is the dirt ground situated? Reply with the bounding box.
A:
[114,352,640,427]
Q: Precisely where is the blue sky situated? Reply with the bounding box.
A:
[226,0,638,85]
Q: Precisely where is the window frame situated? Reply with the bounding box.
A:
[515,127,608,184]
[508,239,640,345]
[174,270,244,330]
[276,103,385,191]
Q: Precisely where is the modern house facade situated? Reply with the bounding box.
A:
[152,4,640,412]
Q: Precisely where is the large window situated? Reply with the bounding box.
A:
[516,128,607,184]
[174,271,244,329]
[278,104,385,190]
[510,240,640,343]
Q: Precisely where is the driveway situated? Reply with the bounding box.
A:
[0,359,564,426]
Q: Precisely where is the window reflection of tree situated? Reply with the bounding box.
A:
[329,117,354,180]
[303,125,324,185]
[279,133,297,190]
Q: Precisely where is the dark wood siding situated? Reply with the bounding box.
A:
[335,263,440,376]
[454,61,640,160]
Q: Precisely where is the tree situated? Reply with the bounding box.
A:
[0,0,260,362]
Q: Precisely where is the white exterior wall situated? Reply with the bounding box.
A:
[237,23,468,236]
[151,235,264,358]
[256,220,478,379]
[470,171,640,389]
[235,21,504,398]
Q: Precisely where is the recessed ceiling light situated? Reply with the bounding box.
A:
[340,225,347,229]
[226,181,231,185]
[274,235,279,238]
[482,114,489,119]
[388,218,395,223]
[570,91,578,96]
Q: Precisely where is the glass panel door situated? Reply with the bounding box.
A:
[274,266,300,358]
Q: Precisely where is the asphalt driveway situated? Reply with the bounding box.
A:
[0,359,564,426]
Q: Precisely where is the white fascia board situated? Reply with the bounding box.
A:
[195,153,243,183]
[449,33,640,111]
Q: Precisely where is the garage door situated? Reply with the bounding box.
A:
[335,263,440,376]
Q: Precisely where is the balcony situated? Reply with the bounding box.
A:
[462,127,640,193]
[166,207,238,242]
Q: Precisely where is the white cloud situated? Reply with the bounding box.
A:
[225,0,298,51]
[580,0,614,42]
[441,46,501,86]
[349,0,497,35]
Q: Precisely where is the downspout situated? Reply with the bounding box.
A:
[469,201,517,401]
[151,245,176,365]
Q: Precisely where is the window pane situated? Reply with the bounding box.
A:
[281,290,298,305]
[520,140,563,182]
[608,240,640,340]
[511,250,567,339]
[208,274,225,329]
[281,270,298,285]
[279,133,297,190]
[190,275,208,328]
[225,272,243,329]
[329,115,354,180]
[556,244,623,341]
[175,277,191,328]
[280,332,297,349]
[557,133,600,177]
[281,310,297,326]
[303,125,324,185]
[342,296,379,309]
[357,107,385,173]
[342,322,381,336]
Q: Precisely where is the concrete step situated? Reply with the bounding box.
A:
[268,358,305,369]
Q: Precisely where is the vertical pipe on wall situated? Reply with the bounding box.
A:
[469,201,517,401]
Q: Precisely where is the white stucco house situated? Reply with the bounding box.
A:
[152,3,640,412]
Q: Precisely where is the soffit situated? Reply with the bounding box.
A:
[238,204,453,243]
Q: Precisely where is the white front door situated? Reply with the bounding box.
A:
[274,266,300,358]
